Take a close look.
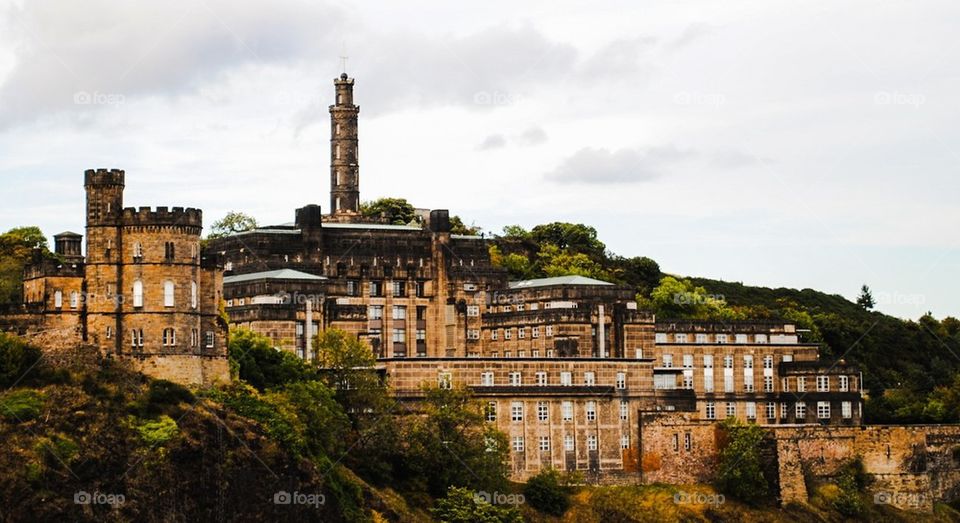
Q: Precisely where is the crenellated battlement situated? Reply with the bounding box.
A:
[121,206,203,228]
[84,168,125,187]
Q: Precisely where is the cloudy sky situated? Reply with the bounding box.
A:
[0,0,957,320]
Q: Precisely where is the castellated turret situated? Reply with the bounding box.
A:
[15,168,232,386]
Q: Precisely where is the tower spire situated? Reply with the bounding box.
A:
[329,73,360,216]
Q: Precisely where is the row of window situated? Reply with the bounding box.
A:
[783,375,852,393]
[53,281,199,310]
[118,327,215,349]
[677,371,851,394]
[477,371,627,389]
[489,325,554,341]
[367,305,429,321]
[344,280,427,298]
[485,400,631,423]
[509,433,626,453]
[490,301,578,314]
[129,241,199,262]
[657,333,775,344]
[703,401,854,420]
[662,353,784,369]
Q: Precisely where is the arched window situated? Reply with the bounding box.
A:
[132,280,144,308]
[163,281,175,307]
[54,290,63,309]
[162,328,177,346]
[191,281,198,309]
[70,291,79,309]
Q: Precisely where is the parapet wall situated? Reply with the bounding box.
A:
[121,206,203,229]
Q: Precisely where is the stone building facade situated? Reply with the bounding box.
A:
[208,73,869,485]
[5,170,229,386]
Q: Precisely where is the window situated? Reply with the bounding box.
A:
[723,355,733,368]
[763,355,774,369]
[682,354,694,368]
[509,372,522,386]
[133,242,143,260]
[584,372,595,386]
[817,375,829,392]
[512,436,524,452]
[392,306,406,320]
[621,435,630,449]
[163,281,175,307]
[486,402,497,422]
[54,290,63,309]
[369,281,383,297]
[415,281,426,297]
[766,402,776,420]
[191,329,199,348]
[704,355,714,368]
[796,402,806,420]
[616,372,626,389]
[517,304,525,312]
[564,434,575,451]
[205,331,215,348]
[438,373,452,389]
[842,401,852,419]
[391,281,405,297]
[545,325,553,337]
[726,403,736,418]
[655,333,667,343]
[346,280,359,296]
[190,243,197,259]
[504,329,512,340]
[69,291,79,309]
[797,377,806,392]
[743,355,753,369]
[736,334,748,343]
[368,305,383,320]
[560,372,572,386]
[704,373,714,393]
[537,402,549,421]
[817,401,831,419]
[763,376,774,392]
[675,333,688,343]
[587,435,598,451]
[467,329,480,340]
[839,375,849,391]
[518,327,526,339]
[755,334,768,344]
[164,241,175,261]
[162,328,176,346]
[705,402,716,420]
[191,282,198,309]
[392,328,406,343]
[532,326,540,338]
[744,377,755,393]
[716,334,729,344]
[536,372,547,386]
[466,305,479,317]
[539,436,550,451]
[131,328,144,348]
[106,326,113,339]
[695,333,708,343]
[620,400,628,420]
[662,354,673,368]
[511,402,524,422]
[746,402,757,420]
[684,432,692,452]
[490,330,499,341]
[586,401,596,421]
[481,372,494,386]
[132,280,144,308]
[561,401,573,421]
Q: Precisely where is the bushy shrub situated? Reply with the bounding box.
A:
[132,415,180,446]
[229,329,316,390]
[0,333,42,388]
[715,418,770,505]
[524,469,571,516]
[431,487,522,523]
[0,389,44,421]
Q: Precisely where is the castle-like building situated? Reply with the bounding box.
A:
[10,170,229,385]
[208,73,864,482]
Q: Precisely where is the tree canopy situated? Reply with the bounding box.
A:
[207,211,258,239]
[360,197,418,225]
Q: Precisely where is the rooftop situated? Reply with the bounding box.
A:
[223,269,326,285]
[508,275,615,289]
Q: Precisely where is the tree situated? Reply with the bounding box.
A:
[647,276,738,320]
[449,215,481,235]
[208,211,258,239]
[360,197,418,225]
[0,226,52,304]
[312,329,388,423]
[536,244,608,280]
[523,469,572,516]
[228,329,316,390]
[431,487,522,523]
[529,222,606,260]
[715,418,769,504]
[856,285,875,310]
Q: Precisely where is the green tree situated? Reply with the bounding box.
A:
[0,332,43,388]
[312,329,388,423]
[529,222,606,260]
[400,386,510,497]
[0,226,52,304]
[648,276,737,319]
[523,469,572,516]
[360,197,418,225]
[537,244,608,280]
[228,329,316,390]
[431,486,523,523]
[715,418,770,505]
[208,211,258,239]
[450,215,481,235]
[856,284,875,310]
[488,245,534,280]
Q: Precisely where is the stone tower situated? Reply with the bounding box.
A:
[84,169,125,353]
[329,73,360,216]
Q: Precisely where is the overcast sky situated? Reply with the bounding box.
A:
[0,0,957,320]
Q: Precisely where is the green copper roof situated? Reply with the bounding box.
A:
[508,275,615,289]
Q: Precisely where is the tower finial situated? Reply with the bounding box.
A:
[339,40,348,75]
